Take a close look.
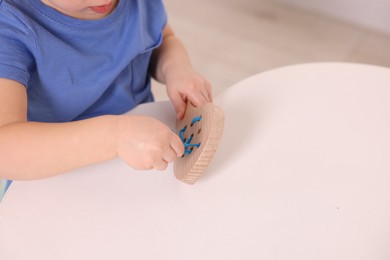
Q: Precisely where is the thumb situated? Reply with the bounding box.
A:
[169,91,187,120]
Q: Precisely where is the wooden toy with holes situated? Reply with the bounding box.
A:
[174,103,224,184]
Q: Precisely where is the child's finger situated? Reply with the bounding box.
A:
[163,146,179,163]
[206,83,213,102]
[202,90,211,103]
[169,91,187,120]
[170,133,185,157]
[187,91,208,107]
[153,160,168,171]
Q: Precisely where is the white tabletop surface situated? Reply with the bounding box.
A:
[1,63,390,260]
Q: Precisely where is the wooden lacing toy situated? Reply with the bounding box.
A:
[174,103,224,184]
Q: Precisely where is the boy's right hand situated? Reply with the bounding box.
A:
[115,115,184,171]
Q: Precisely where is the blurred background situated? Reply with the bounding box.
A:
[152,0,390,100]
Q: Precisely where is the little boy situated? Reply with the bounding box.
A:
[0,0,212,193]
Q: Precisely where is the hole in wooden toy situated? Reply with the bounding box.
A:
[198,128,202,135]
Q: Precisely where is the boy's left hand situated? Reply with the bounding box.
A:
[165,65,212,120]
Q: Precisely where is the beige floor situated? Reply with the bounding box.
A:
[152,0,390,100]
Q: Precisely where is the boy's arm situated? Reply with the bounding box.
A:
[0,79,183,180]
[150,24,212,120]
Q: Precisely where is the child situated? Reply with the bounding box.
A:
[0,0,212,193]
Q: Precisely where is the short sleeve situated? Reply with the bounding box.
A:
[0,8,35,87]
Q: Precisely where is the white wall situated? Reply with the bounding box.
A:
[273,0,390,34]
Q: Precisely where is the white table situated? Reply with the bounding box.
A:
[1,63,390,260]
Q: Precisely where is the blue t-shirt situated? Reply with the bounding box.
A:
[0,0,167,122]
